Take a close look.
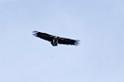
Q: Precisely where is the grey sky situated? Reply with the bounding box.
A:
[0,0,124,82]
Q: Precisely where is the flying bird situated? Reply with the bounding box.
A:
[32,31,79,46]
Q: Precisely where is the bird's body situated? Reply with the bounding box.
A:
[51,36,59,46]
[32,31,79,46]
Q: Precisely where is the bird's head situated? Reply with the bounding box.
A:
[54,36,59,39]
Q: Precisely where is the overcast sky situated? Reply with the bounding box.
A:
[0,0,124,82]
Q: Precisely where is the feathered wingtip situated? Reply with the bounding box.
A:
[74,40,80,46]
[32,30,38,37]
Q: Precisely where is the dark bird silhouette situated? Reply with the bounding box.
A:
[32,31,80,46]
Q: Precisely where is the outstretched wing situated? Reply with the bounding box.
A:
[58,37,79,46]
[32,31,53,42]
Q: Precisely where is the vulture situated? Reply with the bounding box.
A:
[32,31,79,46]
